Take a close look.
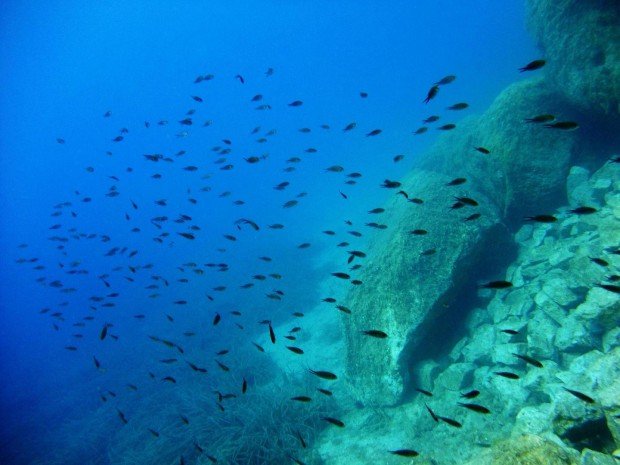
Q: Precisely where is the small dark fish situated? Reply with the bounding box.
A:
[410,229,428,235]
[495,371,520,380]
[501,329,519,335]
[524,114,555,123]
[286,346,304,355]
[425,403,439,422]
[291,396,312,402]
[178,232,195,240]
[296,430,307,448]
[456,196,478,207]
[423,115,440,123]
[317,388,333,396]
[368,208,385,214]
[479,280,513,289]
[438,416,462,428]
[416,388,433,397]
[420,248,436,256]
[381,179,401,189]
[464,213,481,222]
[359,91,368,98]
[458,402,490,414]
[393,154,404,163]
[569,206,597,215]
[215,360,229,372]
[413,126,428,135]
[93,356,101,369]
[447,102,469,110]
[309,369,337,380]
[438,124,456,130]
[591,256,610,267]
[332,272,350,279]
[56,138,65,144]
[435,75,456,86]
[192,96,203,102]
[117,409,128,424]
[99,324,109,341]
[390,449,419,457]
[596,283,620,294]
[242,378,247,394]
[288,100,303,107]
[213,313,221,326]
[252,342,265,352]
[268,324,276,344]
[322,417,345,427]
[519,59,546,72]
[525,215,557,223]
[162,376,176,383]
[235,74,245,84]
[563,387,595,404]
[474,147,490,154]
[544,121,578,130]
[424,85,439,104]
[362,330,388,338]
[513,353,543,368]
[461,390,480,399]
[148,428,160,437]
[343,122,357,131]
[366,129,382,137]
[446,177,466,186]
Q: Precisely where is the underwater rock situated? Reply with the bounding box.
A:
[462,434,578,465]
[526,0,620,118]
[579,449,616,465]
[341,168,506,406]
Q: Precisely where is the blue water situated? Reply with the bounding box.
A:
[0,1,537,463]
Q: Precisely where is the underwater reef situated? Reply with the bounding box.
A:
[310,0,620,464]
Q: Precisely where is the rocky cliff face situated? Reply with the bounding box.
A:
[341,0,619,409]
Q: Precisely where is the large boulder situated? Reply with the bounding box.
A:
[526,0,620,118]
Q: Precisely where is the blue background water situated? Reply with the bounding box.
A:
[0,1,536,463]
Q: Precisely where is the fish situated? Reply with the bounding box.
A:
[438,416,462,428]
[458,402,491,414]
[117,409,128,424]
[268,324,276,344]
[474,147,490,154]
[390,449,419,457]
[213,313,221,326]
[393,154,404,163]
[563,387,595,404]
[478,280,513,289]
[343,122,357,131]
[446,177,466,186]
[461,390,480,399]
[148,428,160,437]
[591,257,609,267]
[361,330,388,338]
[252,342,265,352]
[569,206,597,215]
[366,129,382,136]
[413,126,428,135]
[99,323,108,340]
[525,215,557,223]
[544,121,578,130]
[162,376,177,383]
[296,430,307,448]
[519,59,546,72]
[435,75,456,86]
[447,102,469,110]
[291,396,312,402]
[455,196,478,206]
[381,180,401,188]
[425,403,439,422]
[235,74,245,83]
[322,417,345,427]
[513,353,543,368]
[524,114,555,123]
[178,232,195,240]
[424,85,439,103]
[464,213,481,222]
[288,100,303,107]
[309,369,337,380]
[597,283,620,293]
[286,346,304,354]
[93,356,101,369]
[360,91,368,98]
[438,124,456,130]
[332,272,350,279]
[410,229,427,235]
[423,115,440,123]
[495,371,520,379]
[416,388,433,397]
[317,388,333,396]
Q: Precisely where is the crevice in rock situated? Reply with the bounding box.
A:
[398,223,518,403]
[560,417,615,454]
